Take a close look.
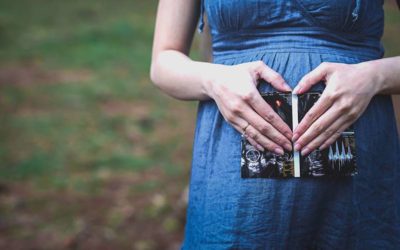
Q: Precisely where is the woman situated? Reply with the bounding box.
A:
[150,0,400,249]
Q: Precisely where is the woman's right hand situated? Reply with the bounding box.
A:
[204,61,293,155]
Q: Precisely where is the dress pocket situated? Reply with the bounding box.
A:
[293,0,365,32]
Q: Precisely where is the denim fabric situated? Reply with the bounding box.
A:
[183,1,400,249]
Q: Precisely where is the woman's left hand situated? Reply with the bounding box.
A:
[292,61,380,156]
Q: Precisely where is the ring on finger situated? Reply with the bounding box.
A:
[242,122,250,137]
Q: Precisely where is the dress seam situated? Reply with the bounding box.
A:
[213,49,379,63]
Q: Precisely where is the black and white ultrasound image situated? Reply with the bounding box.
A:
[298,92,320,121]
[300,133,357,177]
[298,92,358,177]
[241,92,358,178]
[241,92,294,178]
[241,135,294,178]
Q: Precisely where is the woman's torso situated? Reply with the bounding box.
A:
[183,1,400,249]
[200,0,385,63]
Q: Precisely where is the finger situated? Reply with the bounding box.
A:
[239,104,292,151]
[217,95,285,153]
[246,136,264,152]
[299,114,349,156]
[293,90,336,141]
[293,62,333,94]
[294,106,343,152]
[319,121,353,151]
[253,61,292,92]
[243,91,293,140]
[234,116,284,154]
[245,125,284,155]
[231,116,283,154]
[229,117,264,151]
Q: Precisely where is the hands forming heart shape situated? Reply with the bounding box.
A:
[206,60,378,156]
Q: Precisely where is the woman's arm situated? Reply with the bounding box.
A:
[367,56,400,94]
[290,56,400,156]
[150,0,294,154]
[150,0,210,100]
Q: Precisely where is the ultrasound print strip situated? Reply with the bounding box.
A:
[241,92,294,178]
[240,92,357,178]
[298,93,358,177]
[241,135,294,178]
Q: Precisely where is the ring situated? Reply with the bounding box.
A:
[242,123,250,136]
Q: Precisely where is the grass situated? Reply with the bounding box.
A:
[0,0,198,249]
[0,0,199,181]
[0,0,398,249]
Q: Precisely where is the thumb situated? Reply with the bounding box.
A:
[255,62,291,92]
[293,62,332,94]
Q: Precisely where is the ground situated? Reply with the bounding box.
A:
[0,1,399,249]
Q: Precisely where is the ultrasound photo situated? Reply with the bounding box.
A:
[241,92,358,178]
[241,92,295,178]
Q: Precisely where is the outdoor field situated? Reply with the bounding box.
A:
[0,1,399,249]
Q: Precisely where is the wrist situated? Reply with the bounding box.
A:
[357,60,386,95]
[197,62,227,100]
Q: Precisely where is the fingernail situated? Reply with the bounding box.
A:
[292,133,299,142]
[284,143,292,151]
[284,82,292,91]
[256,145,265,152]
[301,147,310,156]
[294,143,301,152]
[285,132,292,139]
[274,148,284,155]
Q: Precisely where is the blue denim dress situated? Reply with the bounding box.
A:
[182,1,400,249]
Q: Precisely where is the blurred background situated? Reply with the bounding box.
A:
[0,1,398,249]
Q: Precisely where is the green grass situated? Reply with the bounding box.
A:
[0,0,398,249]
[383,2,400,56]
[0,0,198,184]
[0,2,199,247]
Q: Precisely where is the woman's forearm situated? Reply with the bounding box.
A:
[360,56,400,95]
[150,49,223,101]
[150,0,295,152]
[291,56,400,154]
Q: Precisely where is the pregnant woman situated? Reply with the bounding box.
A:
[150,0,400,249]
